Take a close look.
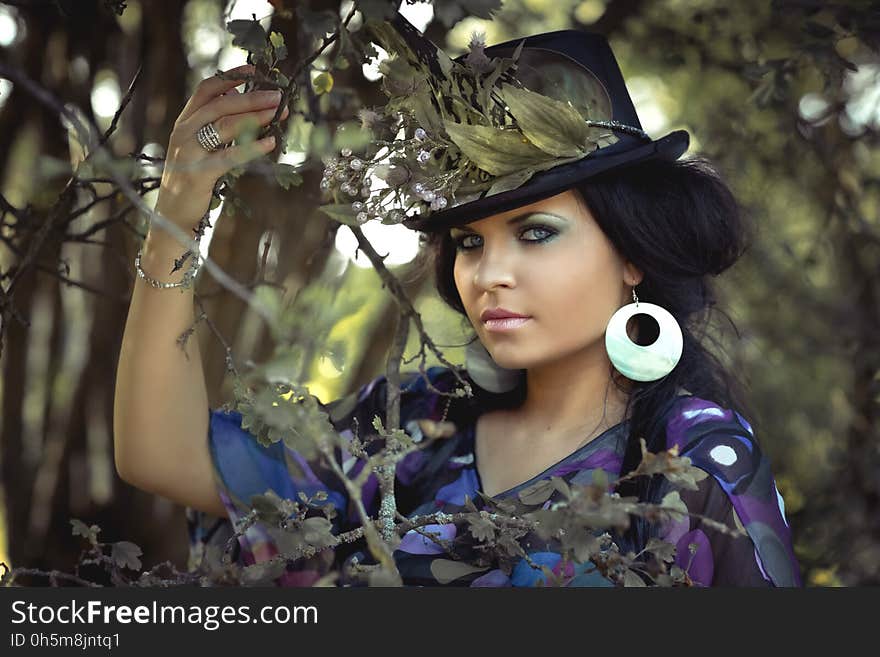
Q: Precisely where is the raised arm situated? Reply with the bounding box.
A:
[113,64,286,516]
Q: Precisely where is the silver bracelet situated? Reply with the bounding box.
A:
[135,247,202,290]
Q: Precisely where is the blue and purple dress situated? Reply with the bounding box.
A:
[186,366,802,586]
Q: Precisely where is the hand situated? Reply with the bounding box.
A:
[154,64,289,232]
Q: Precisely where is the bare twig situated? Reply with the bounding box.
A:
[94,64,142,150]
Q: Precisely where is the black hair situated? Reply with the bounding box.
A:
[415,155,757,559]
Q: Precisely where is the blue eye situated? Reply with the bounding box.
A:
[453,234,480,250]
[453,225,556,251]
[522,226,554,241]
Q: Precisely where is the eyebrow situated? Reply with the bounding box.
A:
[450,211,567,234]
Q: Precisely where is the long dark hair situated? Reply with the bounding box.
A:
[414,155,757,556]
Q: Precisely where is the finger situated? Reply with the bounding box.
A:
[188,89,282,126]
[213,104,290,144]
[206,135,277,173]
[178,64,255,123]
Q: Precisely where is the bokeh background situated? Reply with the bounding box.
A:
[0,0,878,586]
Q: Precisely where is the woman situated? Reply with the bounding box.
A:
[114,15,802,587]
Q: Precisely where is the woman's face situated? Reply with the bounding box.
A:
[451,188,643,371]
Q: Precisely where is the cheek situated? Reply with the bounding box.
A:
[533,245,622,317]
[452,258,472,306]
[452,258,463,295]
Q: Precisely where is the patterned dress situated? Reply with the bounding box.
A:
[186,366,802,587]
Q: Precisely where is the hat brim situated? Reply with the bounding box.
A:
[402,128,689,232]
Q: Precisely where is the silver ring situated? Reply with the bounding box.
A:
[196,122,226,152]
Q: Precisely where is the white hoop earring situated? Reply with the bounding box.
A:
[464,337,523,393]
[605,286,683,382]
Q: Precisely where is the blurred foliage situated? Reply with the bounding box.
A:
[0,0,877,587]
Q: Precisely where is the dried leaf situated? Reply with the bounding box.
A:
[301,516,337,549]
[274,163,303,190]
[623,569,647,587]
[378,55,425,96]
[241,559,287,586]
[430,559,490,585]
[550,476,572,501]
[318,203,361,226]
[570,531,602,564]
[518,478,556,506]
[474,40,523,115]
[111,541,143,571]
[226,19,267,53]
[485,152,592,197]
[636,438,709,491]
[468,515,496,542]
[527,507,567,541]
[499,83,591,157]
[486,168,537,196]
[443,121,549,176]
[660,490,689,521]
[250,491,291,525]
[269,31,288,61]
[405,84,444,136]
[436,44,454,80]
[645,537,677,563]
[70,519,100,545]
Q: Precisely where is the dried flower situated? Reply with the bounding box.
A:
[465,30,494,75]
[468,30,486,50]
[357,107,383,130]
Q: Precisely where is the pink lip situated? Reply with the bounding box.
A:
[483,317,531,332]
[480,307,530,322]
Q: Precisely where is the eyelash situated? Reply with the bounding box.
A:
[452,225,557,252]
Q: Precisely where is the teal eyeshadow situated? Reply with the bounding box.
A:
[451,213,568,238]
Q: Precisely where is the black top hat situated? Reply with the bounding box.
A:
[351,13,689,233]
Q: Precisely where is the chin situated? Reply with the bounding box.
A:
[494,358,526,371]
[483,346,528,371]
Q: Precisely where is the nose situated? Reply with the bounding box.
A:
[472,242,516,292]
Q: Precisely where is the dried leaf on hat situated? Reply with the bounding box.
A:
[499,83,593,157]
[443,121,548,176]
